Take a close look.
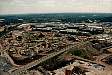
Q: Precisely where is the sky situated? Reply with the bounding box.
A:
[0,0,112,15]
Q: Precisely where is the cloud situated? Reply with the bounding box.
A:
[0,0,112,15]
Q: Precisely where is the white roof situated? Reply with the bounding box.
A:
[88,26,102,29]
[66,29,77,32]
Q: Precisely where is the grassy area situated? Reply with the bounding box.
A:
[67,41,100,60]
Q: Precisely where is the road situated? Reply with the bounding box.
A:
[100,45,112,53]
[9,44,75,75]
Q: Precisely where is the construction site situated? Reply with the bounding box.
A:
[0,22,112,75]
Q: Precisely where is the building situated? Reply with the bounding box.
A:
[0,21,5,27]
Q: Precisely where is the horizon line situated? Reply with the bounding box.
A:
[0,12,112,16]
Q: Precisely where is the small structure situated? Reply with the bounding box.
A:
[0,20,5,27]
